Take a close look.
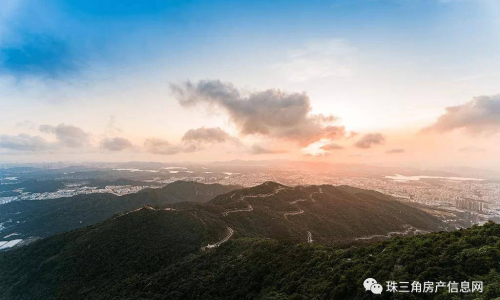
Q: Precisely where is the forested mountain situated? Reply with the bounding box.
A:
[0,204,498,299]
[140,222,500,300]
[206,182,445,243]
[0,181,461,299]
[0,181,239,239]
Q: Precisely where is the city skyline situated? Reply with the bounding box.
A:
[0,0,499,170]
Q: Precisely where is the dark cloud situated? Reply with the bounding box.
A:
[386,148,405,154]
[171,80,345,146]
[320,143,344,150]
[39,124,89,148]
[100,137,133,151]
[144,138,197,155]
[354,133,385,149]
[249,144,287,155]
[423,95,500,135]
[0,134,49,151]
[182,127,240,145]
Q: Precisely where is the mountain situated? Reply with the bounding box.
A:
[0,202,498,299]
[439,166,500,180]
[206,182,445,243]
[0,181,239,239]
[139,222,500,300]
[0,182,454,299]
[0,179,66,193]
[0,207,227,300]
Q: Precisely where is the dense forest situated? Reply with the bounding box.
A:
[141,222,500,300]
[0,181,239,238]
[1,207,499,299]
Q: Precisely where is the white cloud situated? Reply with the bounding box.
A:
[274,39,356,82]
[39,124,90,148]
[0,133,49,151]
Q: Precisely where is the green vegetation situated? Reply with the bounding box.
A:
[208,182,445,243]
[0,207,227,300]
[139,222,500,300]
[1,210,499,299]
[0,179,65,193]
[0,181,239,239]
[0,182,477,300]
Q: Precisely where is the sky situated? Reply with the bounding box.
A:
[0,0,499,170]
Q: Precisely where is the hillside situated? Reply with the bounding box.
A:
[0,206,228,299]
[206,182,445,243]
[0,181,239,239]
[0,207,498,299]
[0,182,457,299]
[136,222,500,300]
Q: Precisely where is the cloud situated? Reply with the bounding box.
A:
[145,128,241,156]
[171,80,345,146]
[100,137,133,151]
[459,146,485,153]
[346,131,359,139]
[320,143,344,150]
[304,152,331,158]
[105,116,123,135]
[249,144,287,155]
[39,123,89,148]
[423,95,500,135]
[0,133,49,151]
[386,148,405,154]
[274,39,356,82]
[354,133,385,149]
[144,138,197,155]
[15,120,36,129]
[182,127,240,145]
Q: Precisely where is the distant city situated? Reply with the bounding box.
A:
[1,161,499,232]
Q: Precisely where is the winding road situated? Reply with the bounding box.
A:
[205,227,234,249]
[283,208,305,219]
[223,204,253,216]
[355,225,429,241]
[222,185,324,245]
[231,186,287,203]
[289,199,307,204]
[119,205,176,218]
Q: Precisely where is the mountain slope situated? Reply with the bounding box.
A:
[138,222,500,300]
[0,211,498,299]
[0,206,227,300]
[0,181,239,239]
[207,182,445,243]
[0,182,454,299]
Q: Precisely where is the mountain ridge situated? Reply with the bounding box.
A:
[0,181,240,239]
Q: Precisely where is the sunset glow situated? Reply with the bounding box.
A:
[0,0,499,170]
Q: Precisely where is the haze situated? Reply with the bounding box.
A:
[0,0,499,170]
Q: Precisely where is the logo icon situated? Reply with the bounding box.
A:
[364,278,383,294]
[370,283,383,294]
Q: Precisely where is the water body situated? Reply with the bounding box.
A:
[3,177,18,181]
[113,169,158,173]
[0,239,22,250]
[385,174,483,182]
